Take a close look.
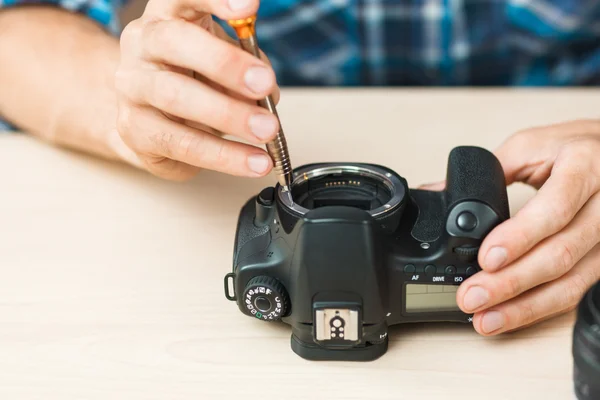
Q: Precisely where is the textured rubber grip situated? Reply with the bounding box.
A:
[233,197,270,266]
[445,146,510,220]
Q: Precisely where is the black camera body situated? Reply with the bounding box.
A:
[224,146,510,361]
[573,281,600,400]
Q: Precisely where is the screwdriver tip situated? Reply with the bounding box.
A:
[283,186,293,205]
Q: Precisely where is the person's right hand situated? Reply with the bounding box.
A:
[114,0,280,181]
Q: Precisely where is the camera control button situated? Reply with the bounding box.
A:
[425,265,436,276]
[242,276,289,321]
[258,187,275,206]
[454,245,479,262]
[457,211,478,231]
[466,266,477,276]
[445,265,457,275]
[403,264,416,274]
[254,296,272,313]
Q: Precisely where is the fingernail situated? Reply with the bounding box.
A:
[244,66,273,94]
[228,0,252,11]
[463,286,490,311]
[247,154,270,174]
[481,311,504,333]
[485,247,508,270]
[249,114,277,140]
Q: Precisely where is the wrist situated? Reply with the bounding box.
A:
[51,27,122,159]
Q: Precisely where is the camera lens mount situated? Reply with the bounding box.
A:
[276,163,406,219]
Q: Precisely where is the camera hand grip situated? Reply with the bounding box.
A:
[445,146,510,220]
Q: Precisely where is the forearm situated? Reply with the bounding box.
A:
[0,7,127,161]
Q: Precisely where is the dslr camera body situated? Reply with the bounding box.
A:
[573,281,600,400]
[224,146,509,361]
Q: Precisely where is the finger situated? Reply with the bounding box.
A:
[470,243,600,336]
[115,68,280,144]
[418,180,445,191]
[117,105,273,178]
[494,120,600,186]
[493,131,554,187]
[210,19,281,105]
[457,191,600,313]
[144,0,259,22]
[502,307,573,334]
[479,140,600,272]
[189,67,280,130]
[141,155,202,181]
[142,19,277,100]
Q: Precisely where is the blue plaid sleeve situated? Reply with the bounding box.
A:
[229,0,600,86]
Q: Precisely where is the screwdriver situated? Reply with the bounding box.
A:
[227,16,294,203]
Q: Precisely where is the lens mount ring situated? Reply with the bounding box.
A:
[276,163,406,218]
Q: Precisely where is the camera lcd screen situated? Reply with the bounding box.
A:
[405,284,460,313]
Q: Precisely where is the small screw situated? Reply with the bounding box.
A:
[420,243,430,249]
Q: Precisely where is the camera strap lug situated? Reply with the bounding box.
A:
[224,273,237,301]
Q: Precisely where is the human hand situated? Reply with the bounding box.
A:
[453,120,600,335]
[421,120,600,334]
[114,0,280,180]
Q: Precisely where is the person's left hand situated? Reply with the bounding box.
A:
[425,119,600,335]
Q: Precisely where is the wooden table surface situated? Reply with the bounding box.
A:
[2,88,598,399]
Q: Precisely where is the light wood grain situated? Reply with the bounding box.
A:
[2,88,599,399]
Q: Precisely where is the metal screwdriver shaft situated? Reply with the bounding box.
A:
[228,17,294,203]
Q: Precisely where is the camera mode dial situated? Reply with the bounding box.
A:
[243,276,289,321]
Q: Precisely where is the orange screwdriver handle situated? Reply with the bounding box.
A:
[227,16,256,40]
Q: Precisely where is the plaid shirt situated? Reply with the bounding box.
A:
[1,0,599,130]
